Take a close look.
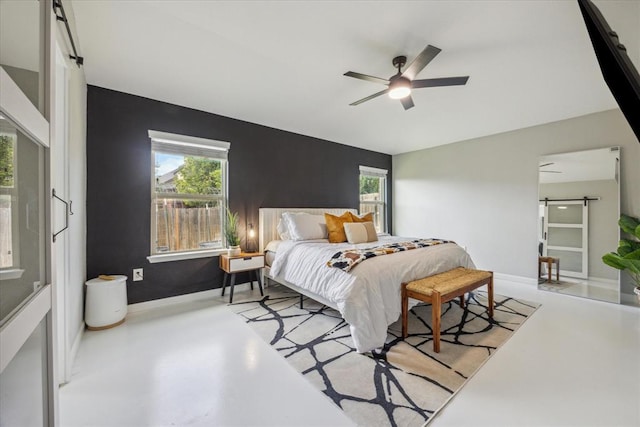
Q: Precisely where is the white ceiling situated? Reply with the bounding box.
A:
[68,0,637,156]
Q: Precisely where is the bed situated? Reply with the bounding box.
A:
[259,207,475,353]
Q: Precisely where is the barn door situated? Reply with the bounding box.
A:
[542,201,588,279]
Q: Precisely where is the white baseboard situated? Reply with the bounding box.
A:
[621,292,640,307]
[585,277,619,290]
[127,282,255,314]
[493,272,538,287]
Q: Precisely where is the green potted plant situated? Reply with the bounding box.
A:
[602,214,640,302]
[225,208,241,256]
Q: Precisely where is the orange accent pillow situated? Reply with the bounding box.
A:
[324,211,353,243]
[349,212,374,223]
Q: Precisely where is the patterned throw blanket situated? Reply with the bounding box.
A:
[327,239,454,272]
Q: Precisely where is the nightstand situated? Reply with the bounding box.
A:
[219,252,265,303]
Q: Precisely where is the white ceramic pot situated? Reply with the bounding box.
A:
[228,246,241,256]
[634,287,640,303]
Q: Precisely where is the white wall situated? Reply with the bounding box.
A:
[393,109,639,296]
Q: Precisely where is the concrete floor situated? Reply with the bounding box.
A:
[60,278,640,427]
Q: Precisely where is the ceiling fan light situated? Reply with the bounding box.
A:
[388,77,411,99]
[389,86,411,99]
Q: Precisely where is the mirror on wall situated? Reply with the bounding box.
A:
[537,147,620,303]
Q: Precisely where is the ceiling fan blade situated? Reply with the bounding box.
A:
[411,76,469,88]
[344,71,389,85]
[539,162,555,168]
[400,95,414,110]
[402,45,441,80]
[541,170,562,173]
[349,89,389,106]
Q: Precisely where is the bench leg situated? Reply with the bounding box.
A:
[538,259,542,280]
[488,274,494,318]
[556,259,560,282]
[459,294,465,308]
[401,283,408,338]
[432,292,442,353]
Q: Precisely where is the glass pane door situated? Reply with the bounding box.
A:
[0,115,49,427]
[0,0,51,422]
[543,201,588,279]
[0,121,45,321]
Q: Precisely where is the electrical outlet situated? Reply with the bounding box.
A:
[133,268,144,281]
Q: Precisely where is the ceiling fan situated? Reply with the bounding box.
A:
[539,162,562,173]
[344,44,469,110]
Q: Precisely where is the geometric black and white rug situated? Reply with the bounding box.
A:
[230,284,539,427]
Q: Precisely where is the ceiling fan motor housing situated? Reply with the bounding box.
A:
[392,55,407,70]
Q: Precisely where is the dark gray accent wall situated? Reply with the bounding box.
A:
[86,86,392,304]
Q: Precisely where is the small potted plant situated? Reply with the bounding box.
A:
[225,208,241,256]
[602,214,640,302]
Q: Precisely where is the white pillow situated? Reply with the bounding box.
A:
[265,239,284,253]
[276,219,290,240]
[344,222,378,244]
[282,212,327,241]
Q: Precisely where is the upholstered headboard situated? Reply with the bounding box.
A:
[259,208,357,252]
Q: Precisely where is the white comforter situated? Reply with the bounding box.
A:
[269,235,475,353]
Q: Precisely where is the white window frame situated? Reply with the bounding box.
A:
[147,130,230,263]
[359,165,388,233]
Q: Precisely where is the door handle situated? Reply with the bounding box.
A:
[52,189,71,242]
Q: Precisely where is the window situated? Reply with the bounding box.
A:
[149,130,230,259]
[0,122,18,271]
[359,165,387,233]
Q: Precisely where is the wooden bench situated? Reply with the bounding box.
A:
[401,267,494,353]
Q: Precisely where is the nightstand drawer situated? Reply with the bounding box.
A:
[229,255,264,272]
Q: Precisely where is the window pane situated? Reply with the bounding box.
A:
[360,203,384,233]
[0,128,16,269]
[548,227,583,248]
[0,0,41,111]
[154,198,223,253]
[548,204,583,224]
[0,122,44,324]
[0,194,13,268]
[359,175,380,200]
[0,131,15,187]
[155,152,222,195]
[547,249,583,273]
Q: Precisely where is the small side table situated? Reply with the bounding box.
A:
[219,252,265,303]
